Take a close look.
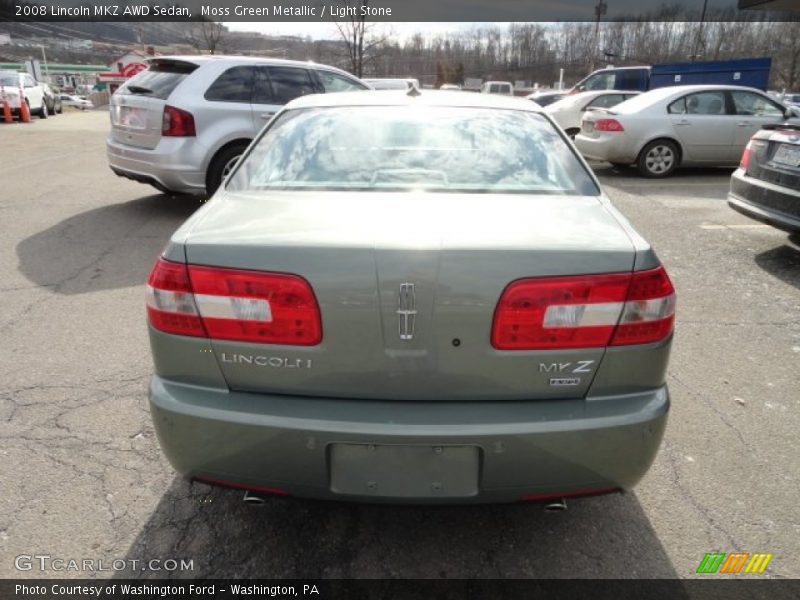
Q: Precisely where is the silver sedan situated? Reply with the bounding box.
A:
[575,85,796,177]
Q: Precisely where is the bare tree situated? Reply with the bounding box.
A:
[333,0,388,77]
[181,20,229,55]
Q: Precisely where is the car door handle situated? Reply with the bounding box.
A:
[259,112,276,119]
[675,119,690,126]
[736,122,750,127]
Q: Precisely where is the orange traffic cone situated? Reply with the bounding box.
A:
[0,86,12,123]
[18,85,31,123]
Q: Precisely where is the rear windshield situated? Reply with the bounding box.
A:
[116,61,197,100]
[228,106,598,195]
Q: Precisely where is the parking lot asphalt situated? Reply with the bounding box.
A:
[1,111,798,580]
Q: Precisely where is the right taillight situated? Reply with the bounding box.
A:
[594,118,625,132]
[491,266,675,350]
[740,138,755,170]
[162,105,195,137]
[146,258,322,346]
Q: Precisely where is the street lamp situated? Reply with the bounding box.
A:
[692,0,709,62]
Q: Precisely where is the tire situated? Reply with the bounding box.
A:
[38,101,48,119]
[636,139,679,178]
[206,143,249,195]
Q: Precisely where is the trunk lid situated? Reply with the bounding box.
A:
[183,191,638,401]
[109,59,197,150]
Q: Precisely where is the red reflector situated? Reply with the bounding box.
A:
[491,266,676,350]
[595,118,625,132]
[162,105,196,137]
[193,476,289,496]
[146,258,205,337]
[188,265,322,346]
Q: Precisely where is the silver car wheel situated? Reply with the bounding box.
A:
[645,145,674,175]
[221,155,241,181]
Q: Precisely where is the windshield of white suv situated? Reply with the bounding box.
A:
[228,106,599,195]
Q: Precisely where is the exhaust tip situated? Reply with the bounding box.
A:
[243,490,268,506]
[543,498,568,512]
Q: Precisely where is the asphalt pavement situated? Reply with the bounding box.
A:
[1,111,798,580]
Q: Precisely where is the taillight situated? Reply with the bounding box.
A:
[594,118,625,132]
[162,105,195,137]
[740,138,754,170]
[146,258,205,337]
[146,258,322,345]
[491,266,675,350]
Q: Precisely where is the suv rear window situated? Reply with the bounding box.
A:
[117,61,197,100]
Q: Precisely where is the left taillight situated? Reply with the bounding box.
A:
[740,137,756,170]
[146,258,322,346]
[162,105,195,137]
[491,266,675,350]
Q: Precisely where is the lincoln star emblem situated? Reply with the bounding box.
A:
[396,283,417,340]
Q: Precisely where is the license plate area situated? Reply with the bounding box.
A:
[330,443,480,498]
[772,143,800,168]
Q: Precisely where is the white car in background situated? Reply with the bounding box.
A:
[481,81,513,96]
[60,94,93,110]
[545,90,640,138]
[363,78,418,90]
[575,85,796,177]
[0,70,48,118]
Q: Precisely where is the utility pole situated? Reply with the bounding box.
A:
[590,0,608,74]
[692,0,709,61]
[39,45,49,83]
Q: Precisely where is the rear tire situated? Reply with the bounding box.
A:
[206,143,249,195]
[636,140,678,178]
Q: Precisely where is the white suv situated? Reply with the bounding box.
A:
[107,56,370,196]
[0,71,48,118]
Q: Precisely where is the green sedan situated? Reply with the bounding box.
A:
[146,90,676,504]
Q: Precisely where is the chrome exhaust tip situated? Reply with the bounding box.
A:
[243,490,268,505]
[543,498,567,512]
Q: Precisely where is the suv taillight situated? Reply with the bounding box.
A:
[146,258,322,345]
[491,266,675,350]
[162,105,195,137]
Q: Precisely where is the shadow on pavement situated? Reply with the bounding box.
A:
[115,477,684,580]
[16,194,203,295]
[754,241,800,291]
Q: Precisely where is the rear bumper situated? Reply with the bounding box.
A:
[574,132,637,164]
[149,376,669,504]
[728,169,800,234]
[106,136,207,195]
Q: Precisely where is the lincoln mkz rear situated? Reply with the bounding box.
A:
[145,91,676,504]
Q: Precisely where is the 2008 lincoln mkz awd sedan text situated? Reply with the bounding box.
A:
[145,90,676,504]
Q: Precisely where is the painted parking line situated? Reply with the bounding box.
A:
[700,224,770,230]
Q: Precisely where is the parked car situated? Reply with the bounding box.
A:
[42,83,63,115]
[59,94,93,110]
[145,90,675,504]
[0,70,48,118]
[439,83,461,90]
[107,56,369,196]
[481,81,513,95]
[545,90,640,138]
[363,78,417,90]
[728,122,800,233]
[575,85,795,177]
[526,90,567,107]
